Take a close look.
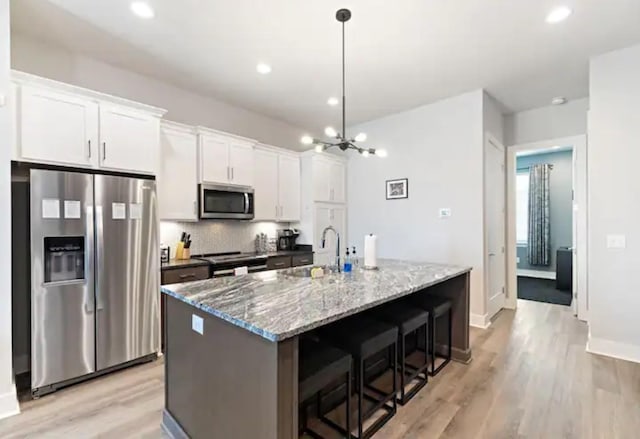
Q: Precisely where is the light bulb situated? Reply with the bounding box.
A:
[324,126,337,138]
[546,6,572,23]
[375,149,388,158]
[315,144,324,153]
[130,2,155,19]
[361,150,370,158]
[327,97,339,106]
[355,133,367,142]
[300,135,313,145]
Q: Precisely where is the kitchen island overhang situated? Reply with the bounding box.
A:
[161,260,472,439]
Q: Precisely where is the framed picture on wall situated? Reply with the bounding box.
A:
[386,178,408,200]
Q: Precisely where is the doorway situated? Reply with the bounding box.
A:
[506,136,588,321]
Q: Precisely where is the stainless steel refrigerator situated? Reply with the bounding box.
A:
[29,169,159,396]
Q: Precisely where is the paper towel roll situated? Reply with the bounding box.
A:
[364,234,378,269]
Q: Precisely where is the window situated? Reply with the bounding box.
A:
[516,172,529,244]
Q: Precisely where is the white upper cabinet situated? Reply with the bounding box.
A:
[278,154,301,221]
[158,122,198,221]
[253,148,279,220]
[228,142,254,187]
[12,71,166,175]
[200,134,229,184]
[329,160,346,203]
[99,104,160,174]
[253,145,301,222]
[199,129,255,187]
[312,155,346,203]
[18,84,98,167]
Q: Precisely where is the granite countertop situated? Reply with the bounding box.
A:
[161,258,211,271]
[161,259,471,342]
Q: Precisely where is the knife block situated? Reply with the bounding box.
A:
[175,242,190,260]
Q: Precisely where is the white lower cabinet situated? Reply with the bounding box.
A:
[158,122,198,221]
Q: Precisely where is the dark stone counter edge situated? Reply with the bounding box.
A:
[160,266,472,343]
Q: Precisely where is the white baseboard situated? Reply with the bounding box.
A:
[470,313,491,329]
[517,269,556,280]
[586,336,640,364]
[0,387,19,421]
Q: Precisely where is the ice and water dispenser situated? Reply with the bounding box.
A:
[43,236,85,283]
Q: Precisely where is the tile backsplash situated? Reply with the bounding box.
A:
[160,221,283,257]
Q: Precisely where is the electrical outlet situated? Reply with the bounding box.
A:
[192,314,204,334]
[606,235,626,249]
[439,208,452,219]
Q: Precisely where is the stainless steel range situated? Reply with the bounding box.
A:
[196,252,268,277]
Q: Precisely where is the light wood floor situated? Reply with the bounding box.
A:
[1,300,638,438]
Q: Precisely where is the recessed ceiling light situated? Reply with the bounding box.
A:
[130,1,155,19]
[327,97,339,106]
[546,6,572,23]
[256,63,272,75]
[551,96,567,105]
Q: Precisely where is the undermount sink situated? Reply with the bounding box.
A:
[282,266,337,278]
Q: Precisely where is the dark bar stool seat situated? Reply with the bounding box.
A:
[371,302,430,404]
[320,316,398,439]
[299,338,352,439]
[411,295,453,376]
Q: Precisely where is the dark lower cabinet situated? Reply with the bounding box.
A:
[556,248,573,291]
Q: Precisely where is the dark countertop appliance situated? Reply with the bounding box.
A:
[277,228,300,251]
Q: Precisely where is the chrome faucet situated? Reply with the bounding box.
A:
[321,226,341,273]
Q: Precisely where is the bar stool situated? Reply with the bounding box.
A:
[411,295,453,376]
[371,302,430,405]
[320,316,398,439]
[299,338,352,439]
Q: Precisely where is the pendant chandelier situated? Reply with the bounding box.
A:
[301,9,387,158]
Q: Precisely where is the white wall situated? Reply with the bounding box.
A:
[348,90,487,319]
[0,0,19,419]
[504,97,589,146]
[587,43,640,363]
[10,33,308,149]
[483,92,504,144]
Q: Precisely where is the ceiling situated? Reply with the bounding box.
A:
[10,0,640,133]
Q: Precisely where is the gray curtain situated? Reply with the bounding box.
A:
[528,164,551,266]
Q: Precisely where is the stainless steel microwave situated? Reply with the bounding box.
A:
[199,184,254,220]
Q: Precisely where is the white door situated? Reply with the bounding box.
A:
[99,104,159,174]
[228,142,254,187]
[278,154,301,221]
[312,157,332,202]
[253,149,279,220]
[330,205,346,254]
[200,135,230,184]
[486,136,506,319]
[329,161,346,203]
[158,125,198,221]
[19,85,98,167]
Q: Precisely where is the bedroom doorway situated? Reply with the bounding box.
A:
[506,135,588,321]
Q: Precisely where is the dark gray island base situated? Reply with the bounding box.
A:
[161,260,471,439]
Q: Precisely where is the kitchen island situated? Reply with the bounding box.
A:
[161,259,471,439]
